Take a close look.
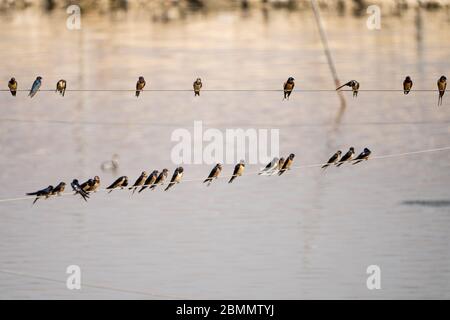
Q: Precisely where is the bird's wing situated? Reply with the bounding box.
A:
[207,167,217,179]
[336,81,351,90]
[107,178,121,189]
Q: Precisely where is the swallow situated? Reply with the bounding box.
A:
[336,80,359,97]
[165,167,184,191]
[437,75,447,106]
[278,153,295,176]
[29,76,42,98]
[203,163,222,186]
[258,157,279,175]
[335,147,355,167]
[193,78,202,96]
[80,176,101,193]
[283,77,295,100]
[228,161,245,183]
[138,170,159,193]
[149,169,169,190]
[26,185,53,205]
[106,176,128,193]
[71,179,90,201]
[135,76,146,97]
[352,148,372,165]
[129,171,148,194]
[87,176,101,192]
[56,79,67,97]
[271,157,285,175]
[322,150,342,169]
[403,76,413,95]
[80,179,92,192]
[51,182,66,196]
[8,77,17,96]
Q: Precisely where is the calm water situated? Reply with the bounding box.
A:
[0,7,449,299]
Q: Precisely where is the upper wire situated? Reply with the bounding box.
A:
[0,89,445,92]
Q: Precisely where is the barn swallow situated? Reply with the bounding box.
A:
[259,157,279,175]
[437,75,447,106]
[106,176,128,193]
[335,147,355,167]
[165,167,184,191]
[8,78,17,96]
[51,182,66,196]
[138,170,159,193]
[272,157,285,175]
[203,163,222,186]
[322,150,342,169]
[29,76,42,98]
[336,80,359,97]
[149,169,169,190]
[129,171,148,194]
[278,153,295,176]
[403,76,413,95]
[26,185,53,205]
[135,76,146,97]
[87,176,101,192]
[193,78,202,96]
[228,161,245,183]
[80,178,93,192]
[71,179,90,201]
[352,148,372,165]
[56,79,67,96]
[283,77,295,100]
[80,176,101,193]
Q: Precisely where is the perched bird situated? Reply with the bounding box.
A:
[203,163,222,186]
[322,151,342,169]
[8,77,17,96]
[79,176,96,193]
[80,179,93,192]
[26,185,53,205]
[193,78,202,96]
[135,76,146,97]
[106,176,128,193]
[437,75,447,106]
[129,171,148,194]
[336,80,360,97]
[87,176,101,192]
[259,157,279,175]
[165,167,184,191]
[336,147,355,167]
[273,157,285,175]
[352,148,372,165]
[29,76,42,98]
[56,79,67,97]
[71,179,90,201]
[137,170,158,193]
[228,161,245,183]
[403,76,413,95]
[51,182,66,196]
[80,176,101,193]
[283,77,295,100]
[278,153,295,176]
[149,169,169,190]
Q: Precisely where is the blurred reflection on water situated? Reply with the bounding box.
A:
[0,7,449,299]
